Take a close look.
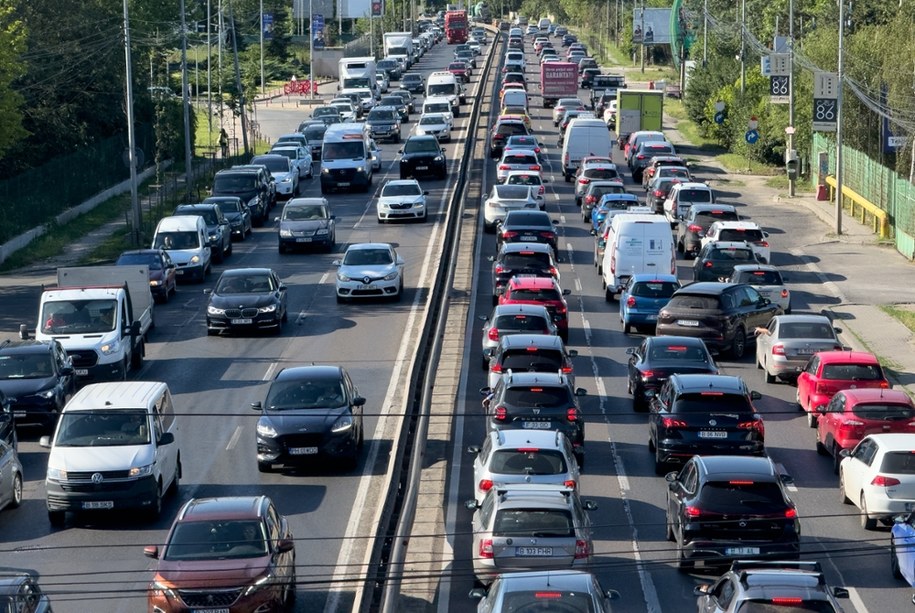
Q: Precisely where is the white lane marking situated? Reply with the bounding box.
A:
[319,272,329,284]
[325,154,458,613]
[294,310,307,325]
[846,587,870,613]
[225,425,243,451]
[574,277,582,293]
[262,362,278,382]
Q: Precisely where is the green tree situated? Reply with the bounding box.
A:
[0,1,27,159]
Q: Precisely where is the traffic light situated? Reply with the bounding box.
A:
[785,149,799,181]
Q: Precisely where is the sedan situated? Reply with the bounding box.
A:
[334,243,405,302]
[205,268,288,335]
[277,197,336,253]
[115,248,177,303]
[626,336,718,411]
[252,365,365,470]
[203,195,252,240]
[482,184,540,232]
[377,179,428,223]
[692,241,760,282]
[414,112,452,142]
[754,314,844,383]
[470,570,619,612]
[497,210,559,253]
[503,170,547,209]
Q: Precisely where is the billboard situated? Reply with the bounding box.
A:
[633,8,672,45]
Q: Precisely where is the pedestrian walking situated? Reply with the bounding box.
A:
[219,128,229,158]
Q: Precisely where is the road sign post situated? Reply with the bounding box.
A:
[812,72,838,132]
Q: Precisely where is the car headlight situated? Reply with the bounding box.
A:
[383,270,400,281]
[337,273,353,282]
[244,573,275,596]
[37,389,55,399]
[47,466,67,481]
[208,233,217,240]
[190,254,201,264]
[280,175,292,183]
[207,305,226,315]
[331,414,354,433]
[322,167,330,174]
[356,166,365,173]
[149,279,161,287]
[257,304,277,313]
[100,340,120,355]
[414,202,425,209]
[279,228,293,237]
[434,156,444,162]
[151,579,178,600]
[256,421,278,438]
[315,228,329,235]
[129,464,153,478]
[248,197,259,208]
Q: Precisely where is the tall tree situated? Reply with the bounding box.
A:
[0,0,27,159]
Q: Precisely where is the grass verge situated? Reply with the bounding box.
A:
[880,305,915,336]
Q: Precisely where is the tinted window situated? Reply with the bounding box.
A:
[666,294,721,310]
[493,314,550,331]
[709,247,756,262]
[734,600,836,613]
[679,190,712,203]
[490,449,568,474]
[851,403,914,420]
[632,281,678,298]
[496,185,533,199]
[404,138,440,153]
[251,156,289,172]
[647,345,710,362]
[695,210,739,224]
[493,509,574,537]
[698,481,785,511]
[506,212,551,227]
[323,141,365,160]
[265,378,347,409]
[719,229,764,242]
[821,363,883,380]
[501,349,564,371]
[283,205,327,220]
[779,323,836,339]
[214,174,258,192]
[303,125,327,140]
[116,253,161,269]
[585,168,619,180]
[671,392,753,414]
[881,452,915,474]
[504,386,573,406]
[165,520,267,560]
[510,288,562,301]
[501,252,552,268]
[738,270,782,285]
[497,123,528,136]
[503,154,538,165]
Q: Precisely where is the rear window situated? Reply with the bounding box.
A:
[490,449,568,475]
[821,363,883,381]
[696,210,739,224]
[709,247,756,262]
[504,154,537,165]
[666,294,721,310]
[850,403,914,420]
[779,323,835,339]
[497,123,528,136]
[720,229,765,242]
[679,190,713,203]
[632,281,678,298]
[737,270,782,285]
[493,509,574,537]
[585,168,619,180]
[504,386,573,407]
[494,314,550,332]
[510,288,562,302]
[648,345,710,362]
[506,212,551,227]
[501,252,552,268]
[671,392,754,414]
[881,452,915,474]
[698,481,785,512]
[734,601,837,613]
[501,349,564,371]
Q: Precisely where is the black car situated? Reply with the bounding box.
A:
[277,198,336,253]
[480,371,587,466]
[676,203,739,257]
[496,210,559,253]
[579,67,600,89]
[300,122,328,160]
[0,339,75,431]
[656,282,782,358]
[211,168,271,226]
[398,135,447,180]
[388,88,416,114]
[645,176,681,215]
[115,248,178,303]
[173,204,233,263]
[401,73,425,93]
[252,365,365,471]
[666,455,800,569]
[379,95,410,122]
[626,336,718,412]
[377,59,403,80]
[0,571,53,612]
[489,242,558,305]
[365,106,402,143]
[693,241,760,282]
[649,374,765,473]
[205,268,288,335]
[629,141,677,181]
[203,195,252,240]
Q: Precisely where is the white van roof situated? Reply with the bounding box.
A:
[612,213,668,228]
[323,122,370,141]
[64,381,169,412]
[567,118,607,129]
[156,215,203,232]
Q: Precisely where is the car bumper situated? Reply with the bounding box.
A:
[321,173,371,190]
[680,537,800,565]
[148,584,281,613]
[657,439,765,465]
[275,182,296,196]
[862,490,915,518]
[279,233,332,248]
[174,263,205,280]
[336,279,401,299]
[257,431,358,466]
[207,312,282,332]
[400,162,446,178]
[46,475,158,512]
[472,556,589,584]
[622,309,660,326]
[765,354,811,377]
[656,324,730,352]
[71,357,128,382]
[370,128,399,140]
[228,221,246,237]
[378,204,426,220]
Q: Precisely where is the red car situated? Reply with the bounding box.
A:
[498,276,571,342]
[796,351,889,427]
[448,61,471,82]
[816,388,915,473]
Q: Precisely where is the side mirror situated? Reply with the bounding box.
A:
[467,445,481,454]
[39,435,52,448]
[605,589,621,601]
[464,499,480,510]
[143,546,159,559]
[574,388,587,396]
[275,538,295,553]
[353,396,367,406]
[423,191,429,195]
[250,401,263,411]
[562,289,572,296]
[816,405,827,414]
[478,315,489,322]
[479,387,492,396]
[832,587,849,599]
[750,391,762,400]
[665,471,678,482]
[486,256,495,262]
[203,288,212,295]
[567,350,578,358]
[158,432,175,446]
[60,365,74,376]
[833,326,843,334]
[469,587,487,600]
[838,448,850,457]
[18,324,29,340]
[625,347,636,355]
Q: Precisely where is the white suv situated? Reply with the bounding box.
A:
[663,181,714,226]
[702,220,770,263]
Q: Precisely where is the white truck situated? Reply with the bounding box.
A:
[22,265,154,382]
[338,56,378,96]
[384,32,415,69]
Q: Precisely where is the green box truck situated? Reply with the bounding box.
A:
[615,89,664,146]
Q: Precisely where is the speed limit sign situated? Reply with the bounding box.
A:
[812,98,837,132]
[769,75,789,104]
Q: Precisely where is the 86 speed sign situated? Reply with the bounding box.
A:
[813,98,837,132]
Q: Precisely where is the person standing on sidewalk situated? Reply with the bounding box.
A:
[219,128,229,158]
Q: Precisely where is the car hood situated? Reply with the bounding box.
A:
[400,151,441,161]
[155,556,271,588]
[339,264,398,278]
[223,211,243,222]
[209,293,277,309]
[263,407,348,434]
[281,220,329,232]
[270,171,294,181]
[0,376,56,398]
[50,444,151,472]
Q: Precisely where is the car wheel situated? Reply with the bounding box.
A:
[892,539,903,579]
[861,494,877,530]
[676,536,694,571]
[10,473,22,508]
[807,410,818,428]
[839,470,851,504]
[764,363,776,384]
[605,287,613,302]
[832,443,842,474]
[48,510,66,528]
[257,461,272,473]
[377,216,384,224]
[729,328,746,359]
[815,432,828,455]
[147,483,163,521]
[623,322,631,334]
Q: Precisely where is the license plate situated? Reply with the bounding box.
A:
[13,411,25,418]
[82,501,114,510]
[646,314,657,321]
[522,422,551,429]
[192,609,230,613]
[796,348,814,355]
[231,318,253,325]
[725,547,760,556]
[338,182,350,187]
[521,235,537,241]
[296,237,312,243]
[516,546,553,556]
[357,284,374,290]
[677,320,699,327]
[416,166,429,170]
[288,447,319,455]
[74,369,88,376]
[698,431,727,438]
[176,269,185,275]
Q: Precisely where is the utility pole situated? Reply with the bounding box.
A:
[787,0,796,196]
[228,0,250,156]
[218,0,223,130]
[639,1,645,73]
[180,0,193,200]
[207,0,212,140]
[259,0,265,95]
[122,0,141,246]
[835,0,846,235]
[702,0,708,66]
[309,0,314,102]
[739,0,746,93]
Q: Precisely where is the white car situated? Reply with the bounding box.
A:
[503,170,547,209]
[552,98,586,126]
[840,433,915,529]
[334,243,405,302]
[329,99,357,122]
[483,184,540,232]
[702,220,771,263]
[602,99,618,127]
[251,153,298,198]
[369,139,382,171]
[377,179,428,223]
[414,113,452,142]
[496,149,542,183]
[375,73,389,94]
[467,39,482,55]
[270,145,313,180]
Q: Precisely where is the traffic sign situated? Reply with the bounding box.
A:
[812,98,837,132]
[747,117,758,131]
[371,0,383,16]
[814,72,838,98]
[714,101,725,112]
[714,111,725,125]
[745,129,759,144]
[769,75,789,104]
[769,53,791,76]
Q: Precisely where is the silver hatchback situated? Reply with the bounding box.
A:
[755,314,844,383]
[480,304,558,368]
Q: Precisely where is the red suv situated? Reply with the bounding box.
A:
[145,496,296,612]
[816,388,915,473]
[796,351,889,428]
[499,276,572,342]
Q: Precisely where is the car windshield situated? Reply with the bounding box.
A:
[448,63,465,70]
[501,349,564,371]
[382,183,422,197]
[404,139,439,154]
[504,386,572,407]
[323,141,365,161]
[284,205,327,221]
[494,314,549,332]
[779,323,835,339]
[164,520,268,561]
[425,103,450,114]
[213,175,258,192]
[41,299,118,334]
[211,200,242,215]
[404,75,421,83]
[493,509,574,537]
[265,378,347,409]
[303,125,327,140]
[734,600,837,613]
[420,116,444,125]
[699,481,785,512]
[0,353,54,379]
[821,363,883,380]
[367,109,396,121]
[53,409,150,447]
[314,107,339,117]
[216,274,274,294]
[380,98,402,107]
[672,393,753,414]
[427,83,455,95]
[252,157,289,173]
[116,253,161,269]
[177,209,218,225]
[343,248,393,266]
[491,449,568,475]
[154,230,200,250]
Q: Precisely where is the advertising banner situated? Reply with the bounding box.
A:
[633,8,672,45]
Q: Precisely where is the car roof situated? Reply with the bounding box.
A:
[674,282,734,295]
[814,350,880,364]
[508,276,559,289]
[499,334,565,350]
[772,314,831,325]
[492,569,598,591]
[178,496,267,521]
[503,371,567,385]
[383,179,421,187]
[219,267,273,277]
[491,428,564,448]
[690,203,735,214]
[346,242,393,252]
[630,273,679,283]
[712,220,762,229]
[492,484,576,510]
[406,134,438,143]
[670,373,746,393]
[695,455,778,479]
[500,242,553,254]
[732,264,780,274]
[838,387,909,404]
[674,181,711,190]
[0,339,57,355]
[491,303,552,317]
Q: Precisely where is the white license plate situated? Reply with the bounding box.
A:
[296,237,312,243]
[288,447,319,455]
[516,546,553,556]
[725,547,760,556]
[522,422,551,429]
[646,314,658,320]
[796,349,814,355]
[698,431,727,438]
[357,284,374,290]
[74,369,88,376]
[521,235,537,241]
[338,181,350,187]
[192,609,230,613]
[677,320,699,327]
[176,269,185,275]
[82,501,114,510]
[231,318,253,325]
[416,166,429,170]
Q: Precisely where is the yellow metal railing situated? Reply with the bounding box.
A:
[825,175,890,239]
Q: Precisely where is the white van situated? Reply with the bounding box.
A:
[40,381,181,526]
[561,118,615,182]
[601,214,675,300]
[152,215,211,282]
[425,71,465,115]
[501,89,529,111]
[320,122,374,194]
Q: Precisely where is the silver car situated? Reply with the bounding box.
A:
[415,112,452,142]
[480,304,558,368]
[730,264,791,312]
[483,184,540,232]
[468,430,580,503]
[470,570,619,612]
[334,243,405,302]
[464,483,597,584]
[0,440,23,513]
[755,314,844,383]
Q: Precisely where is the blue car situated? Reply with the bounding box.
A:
[619,274,680,333]
[589,193,640,234]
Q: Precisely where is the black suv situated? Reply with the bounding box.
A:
[676,203,739,257]
[489,242,558,305]
[398,135,447,180]
[365,106,402,143]
[211,168,271,226]
[692,241,760,282]
[665,455,800,569]
[481,371,587,466]
[649,374,764,473]
[173,204,233,263]
[656,282,782,358]
[496,210,559,253]
[0,339,75,431]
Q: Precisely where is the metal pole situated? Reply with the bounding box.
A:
[740,0,746,94]
[639,1,645,72]
[228,0,250,156]
[207,0,212,139]
[787,0,795,196]
[218,0,223,128]
[615,0,620,46]
[260,0,265,95]
[122,0,141,246]
[702,0,708,66]
[835,0,845,235]
[309,0,314,102]
[339,0,343,37]
[180,0,193,199]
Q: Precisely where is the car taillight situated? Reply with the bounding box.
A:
[479,538,494,558]
[490,363,503,374]
[564,479,577,489]
[636,154,646,160]
[566,408,579,422]
[771,598,804,605]
[493,134,505,141]
[873,475,902,487]
[784,508,798,519]
[815,383,829,394]
[574,539,590,559]
[688,224,702,233]
[530,165,541,171]
[578,178,590,184]
[556,305,568,314]
[539,185,545,194]
[654,189,664,197]
[586,195,597,204]
[781,289,789,298]
[704,261,713,268]
[540,231,556,239]
[738,418,765,436]
[494,406,507,421]
[494,264,505,274]
[881,381,890,388]
[499,164,510,170]
[662,417,688,428]
[772,344,785,356]
[757,241,769,247]
[640,369,655,380]
[479,479,494,492]
[626,295,636,308]
[549,266,559,277]
[502,230,519,238]
[488,327,500,341]
[684,506,702,518]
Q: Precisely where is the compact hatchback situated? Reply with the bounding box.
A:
[692,241,761,282]
[490,242,559,305]
[480,304,558,369]
[471,570,619,612]
[796,351,889,427]
[730,264,791,313]
[846,434,915,532]
[497,210,559,253]
[619,274,680,334]
[487,334,577,388]
[499,276,572,342]
[0,339,75,430]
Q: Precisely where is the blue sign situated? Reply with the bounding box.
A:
[745,129,759,144]
[262,13,274,39]
[312,13,324,30]
[714,111,725,125]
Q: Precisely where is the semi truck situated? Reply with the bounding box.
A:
[22,266,154,381]
[540,62,579,108]
[383,32,415,69]
[615,89,664,146]
[444,10,468,44]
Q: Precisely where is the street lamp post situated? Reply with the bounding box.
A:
[835,0,846,235]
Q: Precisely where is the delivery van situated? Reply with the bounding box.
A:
[561,118,615,181]
[601,214,675,300]
[152,215,211,282]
